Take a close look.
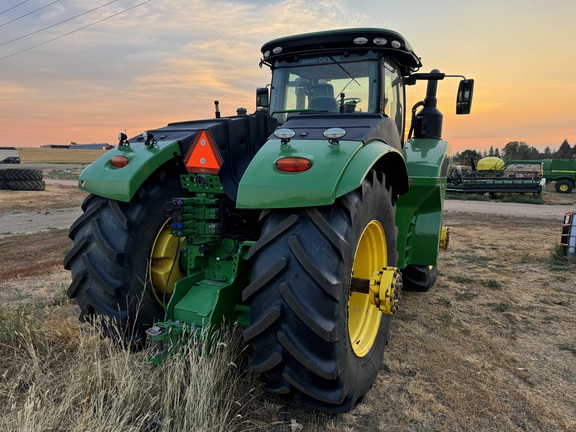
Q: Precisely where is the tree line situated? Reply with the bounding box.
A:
[453,139,576,164]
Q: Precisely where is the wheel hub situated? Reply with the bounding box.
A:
[150,222,185,305]
[368,267,402,315]
[439,226,450,250]
[348,220,387,357]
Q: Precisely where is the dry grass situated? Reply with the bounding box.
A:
[0,185,575,431]
[0,230,71,281]
[0,184,87,214]
[18,148,107,164]
[0,307,265,431]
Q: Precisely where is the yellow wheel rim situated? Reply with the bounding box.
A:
[348,220,386,357]
[150,221,184,305]
[560,184,569,192]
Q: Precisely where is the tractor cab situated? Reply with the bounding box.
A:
[260,28,423,144]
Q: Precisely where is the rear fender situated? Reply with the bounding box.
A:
[396,138,452,268]
[236,138,408,209]
[78,141,182,202]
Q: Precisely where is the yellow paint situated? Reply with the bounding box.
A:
[348,220,385,358]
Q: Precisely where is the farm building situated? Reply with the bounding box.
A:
[70,143,113,150]
[0,146,19,160]
[42,143,113,150]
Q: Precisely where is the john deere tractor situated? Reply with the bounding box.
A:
[64,28,473,413]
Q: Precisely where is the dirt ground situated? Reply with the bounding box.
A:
[0,182,575,431]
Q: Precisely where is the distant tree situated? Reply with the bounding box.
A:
[502,141,540,160]
[542,146,552,158]
[457,149,483,165]
[554,139,571,159]
[494,147,500,158]
[489,146,494,156]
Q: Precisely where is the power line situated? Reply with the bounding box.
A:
[0,0,31,16]
[0,0,60,28]
[0,0,152,61]
[1,0,122,45]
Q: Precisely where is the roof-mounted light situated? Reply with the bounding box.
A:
[353,37,368,45]
[143,131,157,146]
[323,127,346,143]
[118,132,129,146]
[274,128,296,144]
[391,40,402,49]
[272,46,282,54]
[373,37,387,46]
[263,50,270,58]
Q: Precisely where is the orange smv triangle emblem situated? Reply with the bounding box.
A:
[183,129,223,174]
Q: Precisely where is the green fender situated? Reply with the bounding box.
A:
[395,138,452,268]
[236,138,408,209]
[77,140,181,202]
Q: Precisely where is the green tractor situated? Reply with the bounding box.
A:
[64,28,473,413]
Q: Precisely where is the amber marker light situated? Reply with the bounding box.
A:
[111,155,129,168]
[275,157,312,172]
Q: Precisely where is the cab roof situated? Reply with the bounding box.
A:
[261,28,422,76]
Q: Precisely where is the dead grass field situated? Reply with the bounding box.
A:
[0,184,87,213]
[0,184,575,431]
[18,147,107,164]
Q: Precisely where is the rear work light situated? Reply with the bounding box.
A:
[111,155,129,168]
[275,157,312,172]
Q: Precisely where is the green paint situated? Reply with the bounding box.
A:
[337,140,408,197]
[238,138,408,209]
[78,140,181,202]
[395,138,451,268]
[237,137,363,208]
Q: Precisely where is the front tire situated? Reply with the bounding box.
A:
[64,168,186,345]
[401,265,438,292]
[555,179,573,193]
[243,170,397,413]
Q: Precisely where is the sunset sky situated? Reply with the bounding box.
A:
[1,0,575,152]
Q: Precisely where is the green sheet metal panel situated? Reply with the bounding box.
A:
[396,138,450,268]
[77,140,181,202]
[237,138,363,209]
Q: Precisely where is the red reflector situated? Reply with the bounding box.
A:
[111,155,129,168]
[184,129,223,174]
[275,157,312,172]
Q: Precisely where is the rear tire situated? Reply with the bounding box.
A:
[243,170,397,413]
[401,265,438,292]
[64,168,185,345]
[555,179,573,193]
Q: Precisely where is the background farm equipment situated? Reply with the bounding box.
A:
[64,28,473,412]
[447,156,544,194]
[510,159,576,193]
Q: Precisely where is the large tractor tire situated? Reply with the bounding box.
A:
[401,265,438,292]
[6,179,46,191]
[64,168,186,346]
[555,179,573,193]
[243,170,397,413]
[0,168,43,180]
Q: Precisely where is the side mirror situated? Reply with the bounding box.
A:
[456,79,474,114]
[256,87,269,110]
